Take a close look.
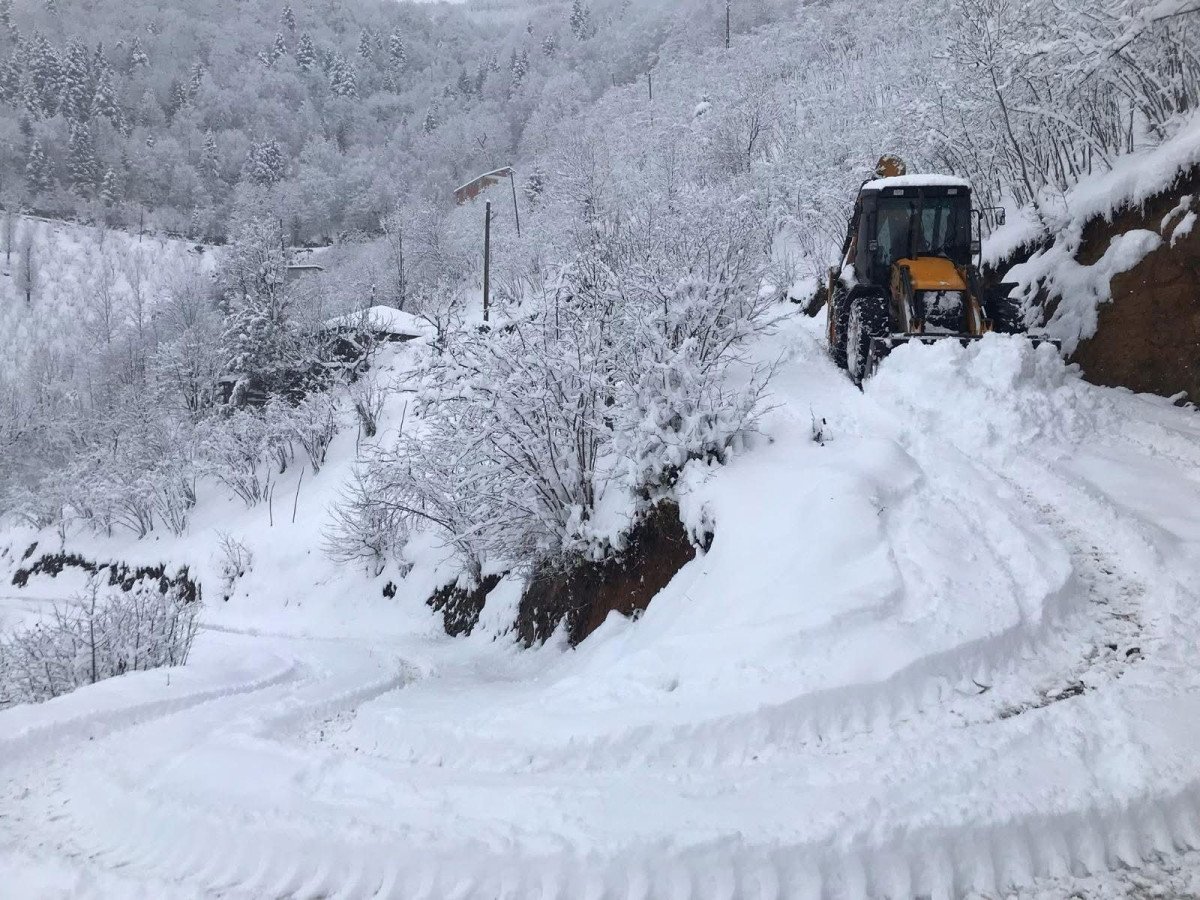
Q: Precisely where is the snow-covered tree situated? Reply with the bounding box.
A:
[569,0,593,40]
[100,167,119,206]
[67,122,99,196]
[329,56,357,98]
[200,129,220,181]
[245,138,286,186]
[127,36,149,71]
[25,137,53,195]
[295,32,316,72]
[509,48,529,91]
[388,30,406,71]
[220,217,294,385]
[59,41,92,122]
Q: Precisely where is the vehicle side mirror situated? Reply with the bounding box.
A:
[996,209,1006,226]
[970,239,981,255]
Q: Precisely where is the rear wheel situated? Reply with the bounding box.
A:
[847,294,891,385]
[829,281,852,369]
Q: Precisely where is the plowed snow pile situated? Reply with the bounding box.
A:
[3,314,1200,899]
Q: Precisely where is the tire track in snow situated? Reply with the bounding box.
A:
[0,632,417,900]
[344,467,1153,779]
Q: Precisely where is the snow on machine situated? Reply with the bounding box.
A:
[826,156,1056,384]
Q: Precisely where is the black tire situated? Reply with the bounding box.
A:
[829,282,852,369]
[987,288,1025,334]
[847,294,891,385]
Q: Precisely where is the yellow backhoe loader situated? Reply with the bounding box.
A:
[827,156,1054,383]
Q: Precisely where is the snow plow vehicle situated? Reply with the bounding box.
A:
[827,157,1051,383]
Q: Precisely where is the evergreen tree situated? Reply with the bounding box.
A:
[221,218,293,380]
[128,36,149,71]
[295,32,315,72]
[200,129,219,181]
[388,31,405,70]
[542,33,557,59]
[25,137,53,195]
[89,62,121,128]
[66,121,98,196]
[510,48,528,91]
[329,56,357,98]
[422,103,439,134]
[60,41,92,122]
[0,57,20,104]
[187,61,206,98]
[457,68,473,97]
[168,78,189,118]
[358,29,372,61]
[0,0,11,29]
[281,4,296,33]
[570,0,593,40]
[100,166,118,206]
[263,32,286,67]
[245,138,285,186]
[27,33,61,117]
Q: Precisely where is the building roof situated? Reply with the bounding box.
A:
[323,305,433,339]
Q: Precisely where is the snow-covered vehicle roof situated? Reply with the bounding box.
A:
[861,174,972,191]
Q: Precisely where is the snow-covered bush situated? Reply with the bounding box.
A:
[348,369,389,439]
[196,410,272,507]
[324,467,411,577]
[335,197,778,578]
[215,531,253,601]
[281,392,342,475]
[609,200,779,490]
[0,573,200,708]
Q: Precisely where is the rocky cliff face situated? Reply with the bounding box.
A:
[1067,166,1200,402]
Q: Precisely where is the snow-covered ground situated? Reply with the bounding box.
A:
[3,310,1200,898]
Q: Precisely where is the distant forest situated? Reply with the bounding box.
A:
[0,0,788,242]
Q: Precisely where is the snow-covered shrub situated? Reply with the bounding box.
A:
[348,368,389,439]
[324,468,411,577]
[215,531,253,601]
[283,391,342,474]
[334,199,778,577]
[0,573,200,708]
[609,200,779,490]
[196,410,272,507]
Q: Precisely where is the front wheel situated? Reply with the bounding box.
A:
[847,294,891,385]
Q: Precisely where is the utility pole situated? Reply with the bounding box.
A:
[482,200,491,323]
[725,0,731,49]
[508,171,521,237]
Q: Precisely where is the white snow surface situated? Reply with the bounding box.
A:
[323,303,434,338]
[861,174,972,191]
[3,314,1200,899]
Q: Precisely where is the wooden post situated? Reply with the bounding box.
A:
[647,72,653,101]
[482,201,491,323]
[726,0,731,49]
[509,171,521,237]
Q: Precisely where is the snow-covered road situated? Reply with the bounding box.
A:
[3,315,1200,899]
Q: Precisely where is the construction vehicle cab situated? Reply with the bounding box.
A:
[827,159,1033,383]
